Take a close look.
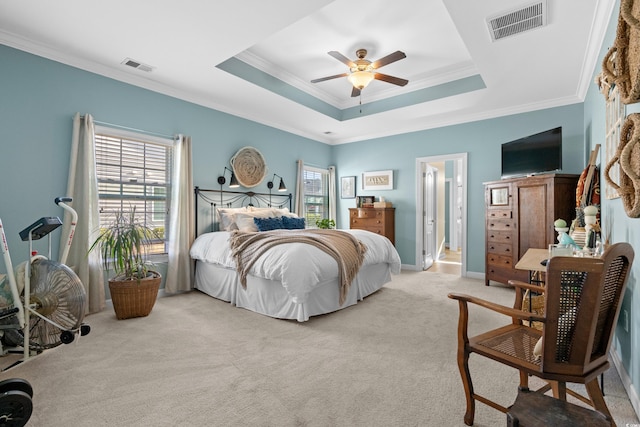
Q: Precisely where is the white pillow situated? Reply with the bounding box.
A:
[235,210,281,232]
[248,206,276,214]
[272,207,298,218]
[217,207,248,231]
[248,209,278,219]
[235,213,259,232]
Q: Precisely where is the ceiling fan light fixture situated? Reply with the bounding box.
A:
[348,71,374,90]
[312,49,407,95]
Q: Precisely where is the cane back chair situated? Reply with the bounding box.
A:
[448,242,634,426]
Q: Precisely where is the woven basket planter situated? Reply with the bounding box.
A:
[108,271,161,320]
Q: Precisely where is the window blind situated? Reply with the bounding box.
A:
[94,132,172,254]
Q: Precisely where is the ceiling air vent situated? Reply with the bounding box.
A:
[121,58,154,72]
[486,1,547,42]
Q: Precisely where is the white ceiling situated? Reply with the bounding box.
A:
[0,0,614,145]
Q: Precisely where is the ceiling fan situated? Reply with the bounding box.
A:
[311,49,409,97]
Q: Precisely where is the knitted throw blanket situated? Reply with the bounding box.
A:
[229,229,367,306]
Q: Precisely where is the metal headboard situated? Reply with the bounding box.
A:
[194,186,293,235]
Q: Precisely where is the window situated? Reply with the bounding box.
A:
[302,166,330,227]
[94,127,173,254]
[605,84,624,200]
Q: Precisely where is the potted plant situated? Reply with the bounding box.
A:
[90,208,162,320]
[315,219,336,229]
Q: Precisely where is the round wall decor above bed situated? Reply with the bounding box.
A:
[230,146,267,187]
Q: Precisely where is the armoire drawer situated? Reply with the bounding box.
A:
[487,230,513,244]
[487,253,513,268]
[487,242,513,256]
[486,266,518,285]
[487,219,515,231]
[487,209,512,219]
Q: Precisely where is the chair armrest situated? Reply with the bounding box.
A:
[448,292,546,323]
[508,280,546,294]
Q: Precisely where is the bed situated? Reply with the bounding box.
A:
[190,187,401,322]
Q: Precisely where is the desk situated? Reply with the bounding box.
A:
[515,248,548,285]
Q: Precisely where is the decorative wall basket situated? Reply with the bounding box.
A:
[604,113,640,218]
[230,146,267,188]
[602,0,640,104]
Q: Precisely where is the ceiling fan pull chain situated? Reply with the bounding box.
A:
[360,94,363,113]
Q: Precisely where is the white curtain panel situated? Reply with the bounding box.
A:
[62,113,105,314]
[165,135,194,293]
[328,166,336,222]
[294,159,304,215]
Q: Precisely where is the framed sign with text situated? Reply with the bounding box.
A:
[362,170,393,190]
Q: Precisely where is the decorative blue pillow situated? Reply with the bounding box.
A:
[282,216,305,229]
[253,216,284,231]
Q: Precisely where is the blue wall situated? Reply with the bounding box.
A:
[583,0,640,410]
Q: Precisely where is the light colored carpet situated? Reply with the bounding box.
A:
[1,271,638,426]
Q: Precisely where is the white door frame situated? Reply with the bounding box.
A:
[445,178,457,252]
[415,153,468,275]
[422,164,437,270]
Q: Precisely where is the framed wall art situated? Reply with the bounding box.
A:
[362,170,393,190]
[341,176,356,199]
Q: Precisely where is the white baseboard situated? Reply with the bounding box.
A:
[400,263,485,279]
[611,346,640,420]
[465,271,485,280]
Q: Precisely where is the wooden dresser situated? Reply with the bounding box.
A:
[484,174,579,286]
[349,208,395,245]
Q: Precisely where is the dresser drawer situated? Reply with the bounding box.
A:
[487,219,515,231]
[348,208,394,245]
[487,242,513,256]
[350,209,384,219]
[487,209,512,219]
[487,230,513,244]
[350,217,383,227]
[352,225,384,236]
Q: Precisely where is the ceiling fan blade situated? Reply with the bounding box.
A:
[371,51,406,69]
[311,73,348,83]
[328,51,356,68]
[374,73,409,86]
[351,86,361,98]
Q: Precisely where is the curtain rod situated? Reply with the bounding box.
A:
[77,115,175,140]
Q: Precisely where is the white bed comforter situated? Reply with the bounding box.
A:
[190,229,401,303]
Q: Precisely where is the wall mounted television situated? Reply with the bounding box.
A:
[501,127,562,179]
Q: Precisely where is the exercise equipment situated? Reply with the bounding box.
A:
[0,197,90,358]
[0,378,32,427]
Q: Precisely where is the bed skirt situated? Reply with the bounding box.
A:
[194,261,392,322]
